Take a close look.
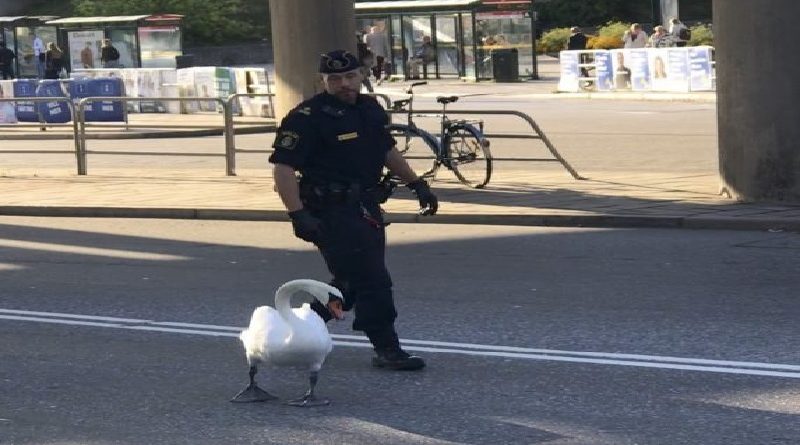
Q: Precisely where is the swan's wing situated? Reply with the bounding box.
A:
[290,305,334,369]
[239,306,289,362]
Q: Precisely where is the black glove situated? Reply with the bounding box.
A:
[407,179,438,216]
[288,208,324,243]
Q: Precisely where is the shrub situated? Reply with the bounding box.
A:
[587,35,623,50]
[597,21,631,40]
[538,27,571,54]
[689,23,714,46]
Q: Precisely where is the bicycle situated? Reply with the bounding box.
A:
[387,81,492,189]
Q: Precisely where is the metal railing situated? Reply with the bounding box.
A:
[390,108,583,179]
[2,93,581,180]
[74,96,230,175]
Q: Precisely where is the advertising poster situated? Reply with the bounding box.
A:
[137,69,165,113]
[193,67,217,112]
[68,30,103,70]
[232,68,273,117]
[666,48,690,92]
[593,51,614,91]
[0,80,17,123]
[689,46,714,91]
[648,48,689,92]
[176,68,198,114]
[649,48,670,91]
[13,79,39,122]
[215,67,236,112]
[629,49,651,91]
[611,50,633,91]
[35,80,72,124]
[557,51,580,92]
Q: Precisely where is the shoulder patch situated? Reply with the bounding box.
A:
[296,106,312,116]
[275,130,300,150]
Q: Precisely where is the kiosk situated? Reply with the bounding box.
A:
[46,14,184,71]
[355,0,537,81]
[0,16,59,78]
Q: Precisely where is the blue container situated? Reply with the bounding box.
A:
[70,77,125,122]
[36,80,72,124]
[12,79,39,122]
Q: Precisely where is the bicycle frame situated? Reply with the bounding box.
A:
[388,82,492,188]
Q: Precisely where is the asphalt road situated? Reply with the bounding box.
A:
[1,216,799,444]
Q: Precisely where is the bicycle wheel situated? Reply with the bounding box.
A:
[387,124,440,178]
[388,124,421,155]
[445,124,492,188]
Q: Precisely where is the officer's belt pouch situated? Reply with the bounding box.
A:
[300,182,361,206]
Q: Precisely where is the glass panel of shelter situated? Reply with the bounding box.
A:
[109,28,138,68]
[15,26,57,78]
[434,14,460,77]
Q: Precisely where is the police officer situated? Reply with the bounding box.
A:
[269,49,438,371]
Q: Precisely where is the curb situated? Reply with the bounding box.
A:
[0,205,796,232]
[0,124,276,141]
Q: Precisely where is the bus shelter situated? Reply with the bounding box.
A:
[355,0,537,81]
[46,14,184,71]
[0,16,59,78]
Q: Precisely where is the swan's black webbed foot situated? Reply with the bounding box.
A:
[230,365,277,403]
[286,393,330,407]
[286,370,329,407]
[231,382,277,403]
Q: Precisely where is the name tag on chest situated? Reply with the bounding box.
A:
[337,132,359,142]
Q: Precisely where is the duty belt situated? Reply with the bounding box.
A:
[301,181,363,205]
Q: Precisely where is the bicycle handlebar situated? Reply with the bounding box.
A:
[406,81,428,94]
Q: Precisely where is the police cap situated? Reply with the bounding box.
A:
[319,50,361,74]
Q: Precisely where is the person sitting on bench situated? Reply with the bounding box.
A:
[408,36,435,80]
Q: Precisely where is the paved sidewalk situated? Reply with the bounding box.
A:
[1,167,798,232]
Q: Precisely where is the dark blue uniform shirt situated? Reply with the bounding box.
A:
[269,92,394,186]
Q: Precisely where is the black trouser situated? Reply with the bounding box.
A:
[0,67,12,80]
[305,190,397,333]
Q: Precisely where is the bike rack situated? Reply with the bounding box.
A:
[387,109,585,180]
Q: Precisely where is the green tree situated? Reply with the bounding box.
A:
[71,0,268,46]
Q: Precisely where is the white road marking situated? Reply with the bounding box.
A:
[0,239,190,261]
[2,308,800,379]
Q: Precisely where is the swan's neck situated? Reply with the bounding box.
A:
[274,281,315,325]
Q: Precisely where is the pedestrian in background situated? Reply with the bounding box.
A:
[567,26,587,50]
[44,42,65,79]
[623,23,648,49]
[269,49,438,371]
[33,34,45,78]
[363,24,391,84]
[669,18,691,47]
[0,41,16,80]
[648,26,674,48]
[100,39,120,68]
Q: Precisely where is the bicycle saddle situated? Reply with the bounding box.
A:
[436,96,459,104]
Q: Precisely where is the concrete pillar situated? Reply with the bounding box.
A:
[269,0,356,119]
[715,1,800,202]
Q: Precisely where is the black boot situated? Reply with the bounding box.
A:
[366,326,425,371]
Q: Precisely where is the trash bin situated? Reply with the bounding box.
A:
[175,54,194,69]
[491,48,518,82]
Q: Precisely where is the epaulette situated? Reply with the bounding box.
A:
[292,106,312,116]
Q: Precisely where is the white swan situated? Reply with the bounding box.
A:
[231,279,344,407]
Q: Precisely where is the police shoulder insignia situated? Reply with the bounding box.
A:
[297,106,312,116]
[276,131,300,150]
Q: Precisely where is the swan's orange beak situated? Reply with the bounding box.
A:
[327,299,345,320]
